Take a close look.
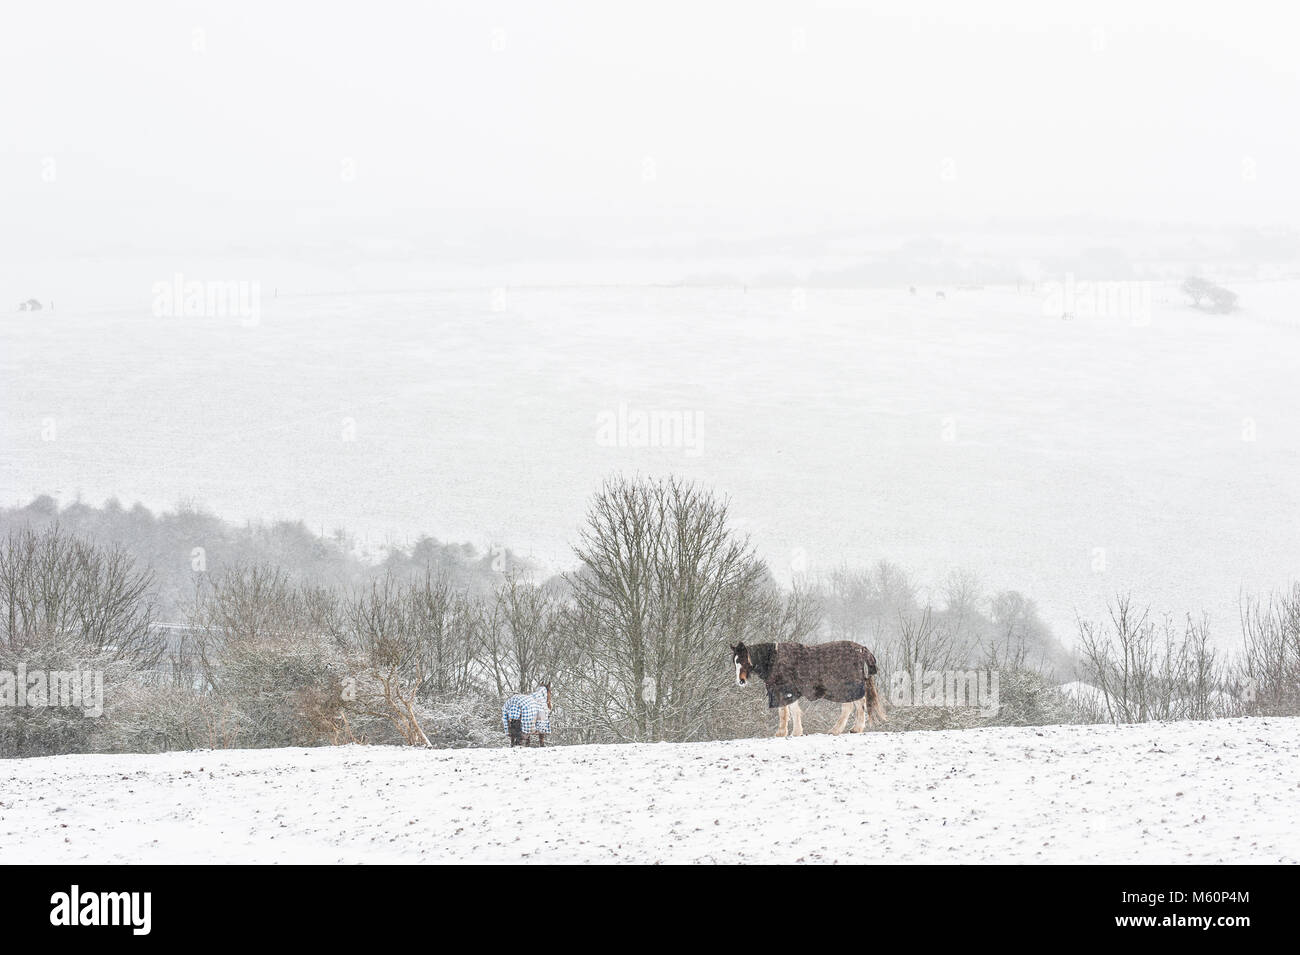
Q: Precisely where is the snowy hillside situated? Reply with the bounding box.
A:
[4,718,1297,864]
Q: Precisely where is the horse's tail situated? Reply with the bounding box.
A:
[859,645,887,724]
[508,717,524,746]
[865,672,887,724]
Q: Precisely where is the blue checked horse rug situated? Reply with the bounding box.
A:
[502,686,552,736]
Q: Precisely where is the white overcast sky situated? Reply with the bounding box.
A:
[3,0,1297,254]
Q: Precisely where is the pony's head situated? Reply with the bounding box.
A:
[542,682,552,710]
[730,642,752,686]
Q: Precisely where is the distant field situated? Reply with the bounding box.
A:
[4,282,1300,642]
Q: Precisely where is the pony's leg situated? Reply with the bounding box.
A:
[851,698,867,733]
[789,700,804,737]
[536,732,546,747]
[831,702,852,735]
[776,705,788,737]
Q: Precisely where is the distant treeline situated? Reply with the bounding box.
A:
[1,484,1098,758]
[7,476,1295,760]
[0,494,1077,675]
[0,495,534,621]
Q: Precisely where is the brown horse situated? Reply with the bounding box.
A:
[731,640,886,737]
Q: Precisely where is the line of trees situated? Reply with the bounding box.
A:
[0,495,529,621]
[1073,589,1300,723]
[3,477,793,755]
[4,477,1295,758]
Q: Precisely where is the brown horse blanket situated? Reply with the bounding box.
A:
[747,641,878,709]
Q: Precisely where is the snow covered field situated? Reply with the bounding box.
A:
[4,717,1296,864]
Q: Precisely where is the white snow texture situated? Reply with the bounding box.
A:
[3,717,1296,864]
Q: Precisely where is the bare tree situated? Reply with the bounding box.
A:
[884,605,961,677]
[343,576,432,747]
[186,564,346,748]
[0,526,162,756]
[481,573,561,695]
[1078,595,1230,723]
[822,560,918,647]
[0,525,160,665]
[941,569,983,645]
[565,475,765,742]
[1078,595,1155,723]
[407,571,477,697]
[1181,613,1224,721]
[739,576,824,646]
[1238,586,1300,716]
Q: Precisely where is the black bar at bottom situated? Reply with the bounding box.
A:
[4,864,1286,942]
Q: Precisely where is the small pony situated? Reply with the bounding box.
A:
[502,684,552,747]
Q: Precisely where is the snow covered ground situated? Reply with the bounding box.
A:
[3,717,1297,864]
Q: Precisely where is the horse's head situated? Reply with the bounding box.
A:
[542,682,552,710]
[730,642,752,686]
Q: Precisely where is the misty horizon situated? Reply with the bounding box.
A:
[6,2,1298,249]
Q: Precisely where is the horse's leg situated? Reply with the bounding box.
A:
[536,732,545,747]
[776,705,788,737]
[789,700,804,737]
[831,702,852,735]
[851,698,867,733]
